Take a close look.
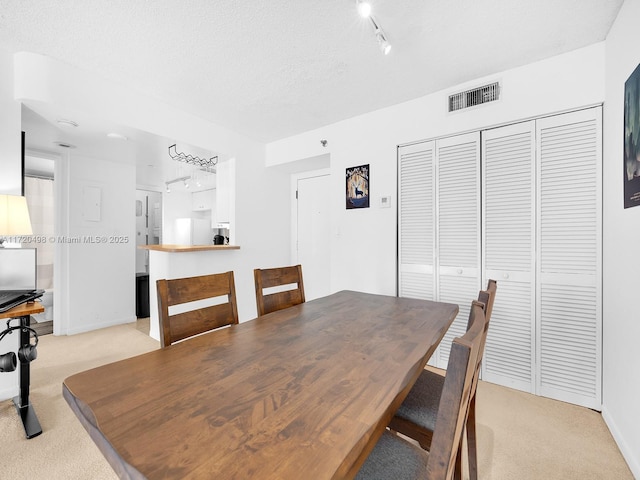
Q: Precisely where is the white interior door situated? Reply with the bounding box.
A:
[435,131,482,367]
[536,107,602,409]
[398,141,436,300]
[481,120,536,393]
[295,174,331,301]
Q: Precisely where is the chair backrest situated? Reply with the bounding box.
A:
[426,300,486,480]
[481,279,497,322]
[474,279,497,363]
[254,264,305,316]
[466,280,497,402]
[156,271,239,348]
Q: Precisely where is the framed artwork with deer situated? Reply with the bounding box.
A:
[346,164,369,209]
[624,63,640,209]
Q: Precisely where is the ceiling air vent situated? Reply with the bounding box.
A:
[448,82,500,112]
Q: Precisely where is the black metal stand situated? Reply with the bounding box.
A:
[12,314,42,439]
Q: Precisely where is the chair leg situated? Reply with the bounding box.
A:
[453,435,463,480]
[466,395,478,480]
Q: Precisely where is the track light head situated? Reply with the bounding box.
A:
[376,31,391,55]
[356,0,371,18]
[374,27,391,55]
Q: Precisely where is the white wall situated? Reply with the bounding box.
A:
[0,47,22,195]
[267,43,606,297]
[62,155,137,334]
[602,0,640,476]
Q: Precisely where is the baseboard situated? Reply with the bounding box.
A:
[602,406,640,479]
[65,316,137,336]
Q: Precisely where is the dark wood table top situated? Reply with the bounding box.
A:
[63,290,458,480]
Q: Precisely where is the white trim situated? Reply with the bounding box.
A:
[602,407,640,478]
[53,151,69,336]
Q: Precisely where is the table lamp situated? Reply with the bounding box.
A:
[0,194,33,247]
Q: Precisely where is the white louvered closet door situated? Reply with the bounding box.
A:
[536,107,602,409]
[398,141,436,301]
[435,132,481,368]
[481,121,536,392]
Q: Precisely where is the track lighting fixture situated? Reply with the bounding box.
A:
[356,2,392,55]
[164,176,191,194]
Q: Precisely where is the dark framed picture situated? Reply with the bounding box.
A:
[624,63,640,209]
[346,164,369,209]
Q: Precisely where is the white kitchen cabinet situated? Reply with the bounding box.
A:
[192,189,215,211]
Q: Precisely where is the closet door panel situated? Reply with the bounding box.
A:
[481,121,536,392]
[435,132,481,367]
[536,107,602,409]
[398,141,435,300]
[482,279,533,385]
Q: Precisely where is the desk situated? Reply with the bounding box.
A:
[63,291,458,479]
[0,301,45,439]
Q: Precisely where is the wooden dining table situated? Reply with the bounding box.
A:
[63,290,458,480]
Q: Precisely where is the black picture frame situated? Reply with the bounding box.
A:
[624,63,640,208]
[346,164,369,209]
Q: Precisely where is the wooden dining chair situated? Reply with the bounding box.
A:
[388,279,497,480]
[156,271,239,348]
[355,300,487,480]
[253,264,305,316]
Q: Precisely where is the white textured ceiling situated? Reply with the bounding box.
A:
[0,0,624,144]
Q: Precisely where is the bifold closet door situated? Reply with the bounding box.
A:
[435,132,481,367]
[397,141,436,301]
[481,121,536,393]
[536,107,602,409]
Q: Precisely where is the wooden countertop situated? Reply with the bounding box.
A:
[138,244,240,252]
[0,301,44,320]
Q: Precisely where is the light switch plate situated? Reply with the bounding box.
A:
[380,195,392,208]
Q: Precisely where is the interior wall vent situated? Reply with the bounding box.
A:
[448,82,500,112]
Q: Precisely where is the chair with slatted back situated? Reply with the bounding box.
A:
[156,271,239,348]
[254,264,305,317]
[388,280,497,480]
[355,300,487,480]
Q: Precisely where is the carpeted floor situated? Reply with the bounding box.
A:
[0,321,634,479]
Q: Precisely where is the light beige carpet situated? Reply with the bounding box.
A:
[0,322,634,479]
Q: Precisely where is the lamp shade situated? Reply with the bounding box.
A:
[0,194,33,235]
